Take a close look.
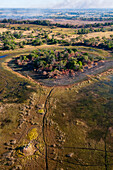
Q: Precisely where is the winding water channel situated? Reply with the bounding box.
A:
[0,55,7,59]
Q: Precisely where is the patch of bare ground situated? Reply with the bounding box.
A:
[49,19,112,26]
[85,31,113,39]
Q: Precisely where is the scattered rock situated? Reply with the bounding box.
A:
[12,167,16,170]
[88,80,91,83]
[59,161,63,164]
[0,106,3,112]
[76,120,87,127]
[66,153,74,158]
[51,150,55,154]
[2,151,13,158]
[51,144,56,147]
[8,147,14,151]
[22,144,36,156]
[53,155,58,160]
[5,161,14,166]
[18,124,22,129]
[10,140,16,145]
[43,71,47,76]
[6,157,15,161]
[11,160,15,165]
[23,118,26,121]
[62,113,66,117]
[37,104,44,109]
[54,105,56,109]
[15,165,22,170]
[50,120,54,125]
[4,142,10,146]
[26,112,30,116]
[25,105,29,109]
[34,122,39,125]
[56,144,61,147]
[13,132,17,135]
[30,121,35,125]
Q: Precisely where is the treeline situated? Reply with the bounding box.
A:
[0,31,25,50]
[76,27,113,34]
[50,16,113,21]
[0,19,113,29]
[0,19,51,26]
[80,17,113,21]
[73,36,113,50]
[78,39,113,50]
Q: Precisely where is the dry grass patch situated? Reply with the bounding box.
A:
[85,31,113,39]
[0,28,8,33]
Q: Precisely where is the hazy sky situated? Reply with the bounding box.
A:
[0,0,113,8]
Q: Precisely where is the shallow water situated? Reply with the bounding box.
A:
[0,55,7,59]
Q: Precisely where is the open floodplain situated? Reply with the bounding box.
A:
[0,19,113,170]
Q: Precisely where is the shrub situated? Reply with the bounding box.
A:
[27,128,38,141]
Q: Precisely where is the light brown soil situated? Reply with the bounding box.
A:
[49,19,112,26]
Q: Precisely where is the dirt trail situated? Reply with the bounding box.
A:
[42,88,54,170]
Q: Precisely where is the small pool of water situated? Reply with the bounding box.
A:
[0,55,7,59]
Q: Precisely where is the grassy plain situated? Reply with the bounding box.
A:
[85,31,113,38]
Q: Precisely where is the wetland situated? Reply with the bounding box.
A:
[0,19,113,170]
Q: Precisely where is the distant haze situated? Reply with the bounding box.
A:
[0,0,113,8]
[54,0,113,9]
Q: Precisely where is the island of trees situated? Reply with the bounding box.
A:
[16,48,104,79]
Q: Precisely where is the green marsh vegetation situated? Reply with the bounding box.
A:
[50,77,113,169]
[0,56,36,103]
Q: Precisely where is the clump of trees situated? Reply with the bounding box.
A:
[1,19,113,29]
[71,35,113,50]
[16,48,104,78]
[3,40,16,50]
[80,37,113,50]
[0,31,24,50]
[76,27,113,35]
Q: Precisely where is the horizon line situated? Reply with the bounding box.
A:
[0,7,113,9]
